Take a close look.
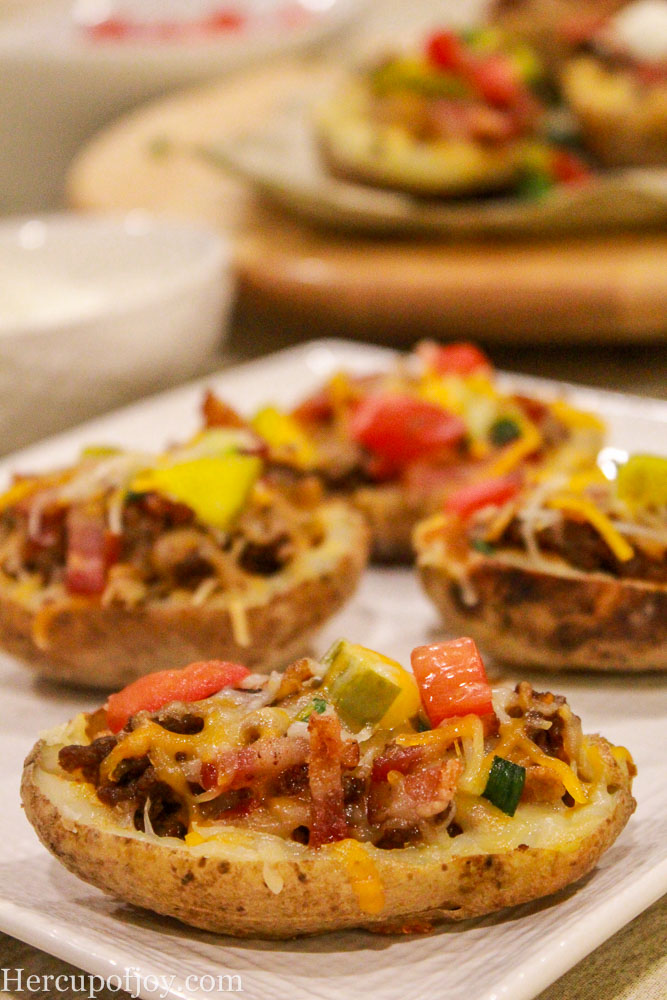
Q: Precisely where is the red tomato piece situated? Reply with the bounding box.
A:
[425,30,466,71]
[417,340,492,376]
[469,54,521,106]
[85,18,131,41]
[445,474,522,520]
[411,638,493,726]
[105,660,250,733]
[551,150,591,186]
[203,11,246,32]
[349,394,466,465]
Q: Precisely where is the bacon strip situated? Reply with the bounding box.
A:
[210,737,310,791]
[65,504,120,596]
[201,390,246,429]
[369,759,463,825]
[307,714,348,847]
[371,743,424,783]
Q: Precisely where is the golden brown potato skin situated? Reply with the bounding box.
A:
[419,554,667,672]
[561,57,667,168]
[21,736,634,938]
[0,503,369,689]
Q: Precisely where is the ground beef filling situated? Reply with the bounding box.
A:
[491,516,667,582]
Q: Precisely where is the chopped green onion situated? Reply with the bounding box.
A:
[471,537,496,556]
[489,417,521,447]
[482,756,526,816]
[296,694,328,722]
[516,169,553,200]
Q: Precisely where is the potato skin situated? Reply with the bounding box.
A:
[561,57,667,168]
[21,736,634,938]
[352,483,427,564]
[0,502,369,689]
[419,552,667,672]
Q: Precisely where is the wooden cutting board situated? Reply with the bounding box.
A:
[67,60,667,343]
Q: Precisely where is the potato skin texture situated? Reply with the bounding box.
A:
[419,554,667,672]
[21,737,634,938]
[0,502,369,689]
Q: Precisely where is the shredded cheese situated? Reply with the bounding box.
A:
[228,599,251,647]
[547,495,635,562]
[330,839,385,915]
[487,420,542,477]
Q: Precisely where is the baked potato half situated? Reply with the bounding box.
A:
[313,29,556,199]
[0,431,368,688]
[212,341,604,563]
[416,454,667,671]
[22,639,635,937]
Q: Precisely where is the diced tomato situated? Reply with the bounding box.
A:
[65,506,120,596]
[410,638,493,727]
[85,17,131,40]
[203,11,246,32]
[417,340,492,376]
[349,394,466,465]
[551,150,591,186]
[468,54,521,106]
[425,30,466,72]
[105,660,251,733]
[444,474,522,520]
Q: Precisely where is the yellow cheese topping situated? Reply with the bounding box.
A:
[547,494,634,562]
[487,420,542,478]
[550,400,606,433]
[330,839,385,915]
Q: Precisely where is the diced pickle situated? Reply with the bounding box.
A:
[321,640,421,731]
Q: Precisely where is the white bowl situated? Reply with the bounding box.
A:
[0,212,231,453]
[0,0,358,212]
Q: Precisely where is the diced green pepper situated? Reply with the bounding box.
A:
[489,416,522,447]
[482,756,526,816]
[471,537,496,555]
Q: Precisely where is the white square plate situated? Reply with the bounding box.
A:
[1,340,666,1000]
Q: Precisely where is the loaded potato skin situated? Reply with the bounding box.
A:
[204,342,605,565]
[21,640,635,937]
[416,454,667,671]
[0,431,368,688]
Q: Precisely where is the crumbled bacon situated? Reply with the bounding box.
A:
[65,505,120,596]
[369,759,463,826]
[274,659,316,701]
[201,390,247,429]
[212,737,310,791]
[307,713,348,847]
[371,743,424,783]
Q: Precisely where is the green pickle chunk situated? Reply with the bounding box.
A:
[322,640,402,731]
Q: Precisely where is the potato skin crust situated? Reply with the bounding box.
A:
[419,556,667,672]
[21,737,634,938]
[0,503,369,689]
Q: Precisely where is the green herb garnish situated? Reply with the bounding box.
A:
[482,756,526,816]
[471,537,496,556]
[489,416,522,447]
